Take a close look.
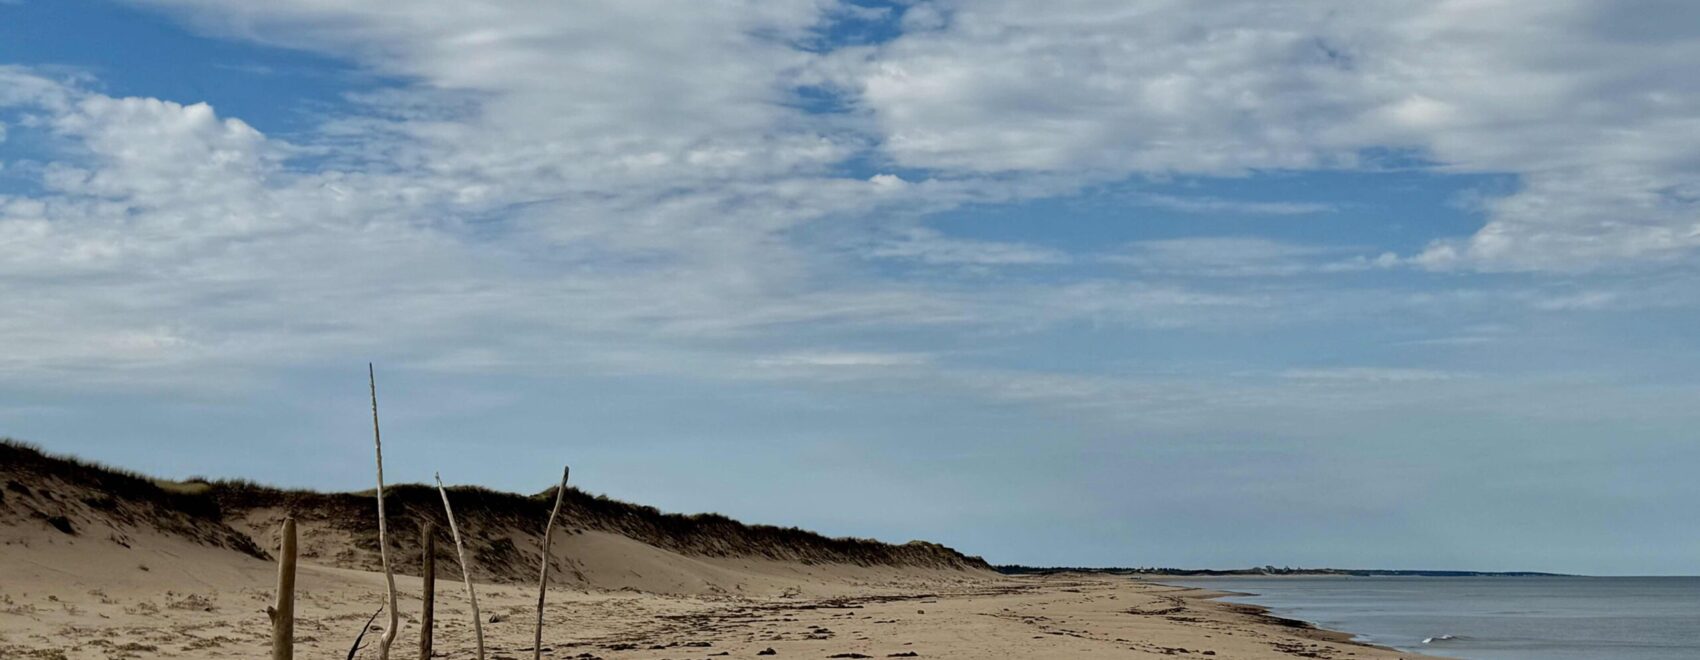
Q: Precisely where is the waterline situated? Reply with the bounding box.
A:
[1160,576,1700,660]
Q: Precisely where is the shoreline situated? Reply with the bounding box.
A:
[1154,580,1429,657]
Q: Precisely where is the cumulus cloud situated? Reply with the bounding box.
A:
[47,96,273,204]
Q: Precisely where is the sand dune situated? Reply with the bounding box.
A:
[1,440,1427,658]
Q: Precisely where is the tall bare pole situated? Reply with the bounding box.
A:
[533,466,570,660]
[419,522,436,660]
[436,473,486,660]
[370,364,400,660]
[269,516,297,660]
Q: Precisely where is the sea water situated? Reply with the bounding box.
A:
[1162,576,1700,660]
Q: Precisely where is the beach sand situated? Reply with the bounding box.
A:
[0,543,1427,659]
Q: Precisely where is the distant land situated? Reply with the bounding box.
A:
[995,565,1573,577]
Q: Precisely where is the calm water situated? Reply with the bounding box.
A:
[1162,576,1700,660]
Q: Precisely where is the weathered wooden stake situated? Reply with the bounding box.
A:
[420,521,436,660]
[370,364,400,660]
[533,466,570,660]
[269,516,297,660]
[436,472,486,660]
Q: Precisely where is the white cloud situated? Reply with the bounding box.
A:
[1,0,928,389]
[755,351,932,369]
[1109,237,1394,277]
[831,0,1700,270]
[47,96,273,202]
[863,227,1069,266]
[1007,279,1276,331]
[1529,291,1621,312]
[0,66,76,108]
[1281,367,1461,383]
[1135,194,1335,216]
[868,173,908,190]
[135,0,844,190]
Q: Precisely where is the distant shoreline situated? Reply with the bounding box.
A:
[995,565,1574,577]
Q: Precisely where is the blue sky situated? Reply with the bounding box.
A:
[3,0,1699,575]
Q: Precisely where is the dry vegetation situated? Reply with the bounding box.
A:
[0,438,266,560]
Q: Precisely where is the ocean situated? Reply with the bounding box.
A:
[1162,576,1700,660]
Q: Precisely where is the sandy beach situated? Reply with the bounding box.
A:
[1,559,1426,659]
[0,441,1432,659]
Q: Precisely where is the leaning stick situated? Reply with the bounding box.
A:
[420,521,436,660]
[269,516,297,660]
[533,466,570,660]
[346,605,385,660]
[369,364,400,660]
[437,472,486,660]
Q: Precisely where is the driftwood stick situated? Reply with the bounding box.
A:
[369,364,400,660]
[346,605,385,660]
[420,521,436,660]
[269,516,297,660]
[533,466,570,659]
[436,472,486,660]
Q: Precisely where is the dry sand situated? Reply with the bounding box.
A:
[1,537,1429,659]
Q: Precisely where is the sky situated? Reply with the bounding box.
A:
[2,0,1698,576]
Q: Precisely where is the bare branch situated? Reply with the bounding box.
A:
[533,465,570,659]
[436,472,486,660]
[370,364,400,660]
[346,606,385,660]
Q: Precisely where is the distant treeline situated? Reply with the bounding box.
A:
[994,565,1571,577]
